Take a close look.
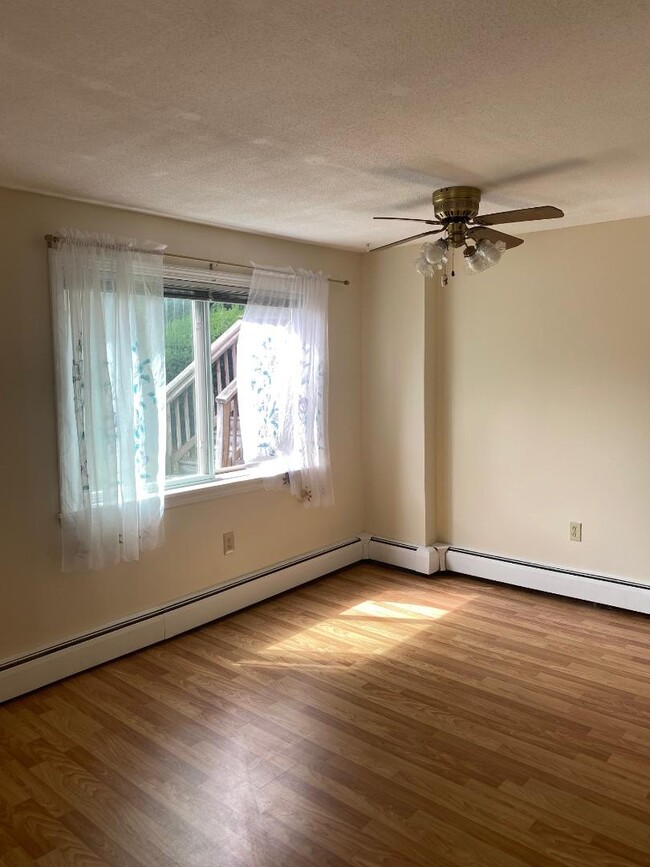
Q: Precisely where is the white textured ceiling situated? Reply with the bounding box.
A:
[1,0,650,250]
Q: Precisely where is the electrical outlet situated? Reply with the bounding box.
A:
[569,522,582,542]
[223,530,235,555]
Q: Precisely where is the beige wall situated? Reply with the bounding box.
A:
[0,187,363,661]
[4,186,649,664]
[361,246,433,546]
[441,215,650,584]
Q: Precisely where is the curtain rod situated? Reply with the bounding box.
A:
[44,235,350,286]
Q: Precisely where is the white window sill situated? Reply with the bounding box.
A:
[165,471,265,509]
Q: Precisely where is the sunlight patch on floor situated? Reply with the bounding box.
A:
[339,600,449,620]
[251,593,470,664]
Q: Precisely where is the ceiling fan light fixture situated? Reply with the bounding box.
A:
[464,238,506,274]
[423,238,448,265]
[480,238,506,266]
[414,254,437,277]
[415,239,448,276]
[464,247,488,274]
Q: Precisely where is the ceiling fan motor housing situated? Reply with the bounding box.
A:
[432,186,481,221]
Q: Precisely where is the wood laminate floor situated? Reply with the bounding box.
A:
[1,564,649,866]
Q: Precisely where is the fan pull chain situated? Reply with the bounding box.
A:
[442,247,455,285]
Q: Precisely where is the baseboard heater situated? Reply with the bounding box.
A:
[446,547,650,616]
[3,535,648,703]
[367,536,440,574]
[0,536,364,703]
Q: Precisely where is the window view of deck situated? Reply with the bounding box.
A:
[164,298,245,483]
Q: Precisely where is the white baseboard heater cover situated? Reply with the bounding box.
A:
[367,537,439,575]
[446,547,650,616]
[3,535,647,703]
[0,536,363,703]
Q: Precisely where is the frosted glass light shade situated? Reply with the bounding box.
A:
[479,238,505,266]
[423,238,448,265]
[464,239,506,273]
[465,249,489,273]
[415,253,437,276]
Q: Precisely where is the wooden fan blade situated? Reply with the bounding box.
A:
[473,205,564,226]
[467,226,524,249]
[369,229,444,253]
[373,216,441,225]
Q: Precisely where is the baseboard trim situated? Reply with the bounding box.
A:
[0,536,363,703]
[446,547,650,615]
[368,537,439,575]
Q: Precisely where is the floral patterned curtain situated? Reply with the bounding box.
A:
[237,266,333,507]
[49,231,166,571]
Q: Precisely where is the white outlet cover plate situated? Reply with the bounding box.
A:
[570,522,582,542]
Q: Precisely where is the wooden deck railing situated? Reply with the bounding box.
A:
[166,320,242,475]
[215,378,241,468]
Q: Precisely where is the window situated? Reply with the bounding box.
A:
[163,265,248,488]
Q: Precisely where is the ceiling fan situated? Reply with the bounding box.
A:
[370,185,564,277]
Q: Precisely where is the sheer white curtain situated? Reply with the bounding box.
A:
[237,266,333,507]
[49,231,166,572]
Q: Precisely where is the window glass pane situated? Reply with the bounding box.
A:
[210,301,246,469]
[164,297,199,481]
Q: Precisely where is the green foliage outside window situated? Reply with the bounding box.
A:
[164,302,245,383]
